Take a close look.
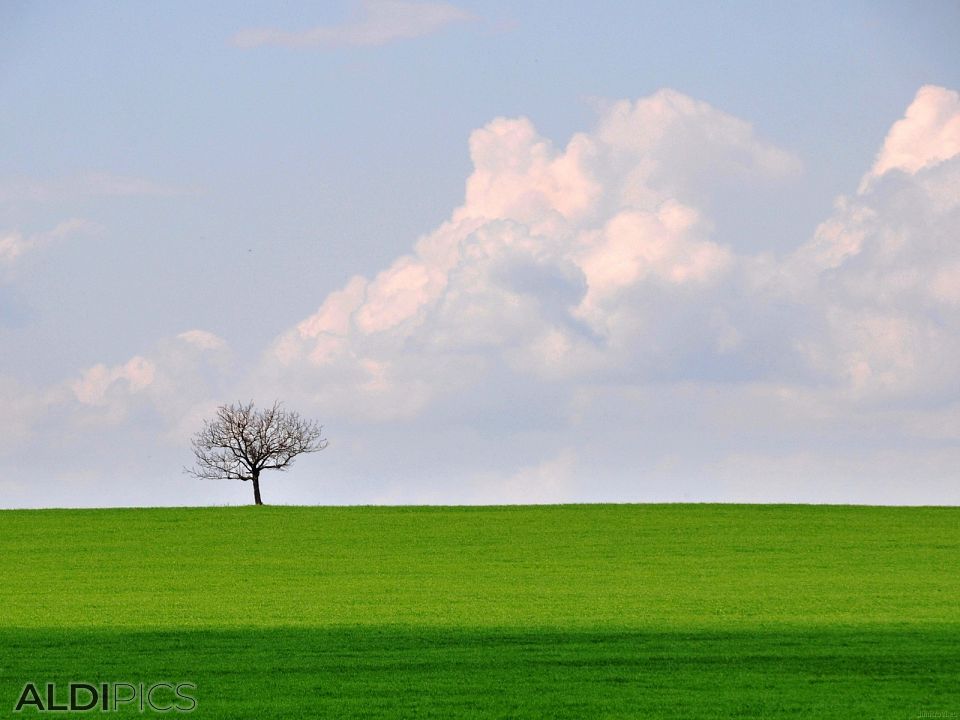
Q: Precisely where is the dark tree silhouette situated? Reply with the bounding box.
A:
[186,400,327,505]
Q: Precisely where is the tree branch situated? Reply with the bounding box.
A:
[184,401,327,495]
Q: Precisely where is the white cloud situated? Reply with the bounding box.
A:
[0,219,99,269]
[592,90,802,200]
[177,329,227,351]
[232,1,475,49]
[66,330,233,431]
[860,85,960,191]
[244,84,960,503]
[792,87,960,404]
[71,356,157,406]
[9,85,960,505]
[0,232,27,265]
[267,88,800,423]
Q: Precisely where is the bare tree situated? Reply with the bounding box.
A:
[186,400,327,505]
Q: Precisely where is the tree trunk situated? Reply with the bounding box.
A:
[252,472,263,505]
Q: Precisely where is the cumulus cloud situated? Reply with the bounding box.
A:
[266,88,801,424]
[9,85,960,505]
[0,329,235,507]
[72,356,157,406]
[232,1,475,49]
[793,90,960,404]
[250,84,960,503]
[860,85,960,191]
[62,330,233,433]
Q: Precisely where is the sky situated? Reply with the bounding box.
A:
[2,0,959,508]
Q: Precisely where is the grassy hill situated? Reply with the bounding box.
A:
[0,504,957,717]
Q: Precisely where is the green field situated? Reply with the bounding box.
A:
[0,504,957,718]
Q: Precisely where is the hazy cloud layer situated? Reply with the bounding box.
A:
[233,1,475,49]
[0,174,191,206]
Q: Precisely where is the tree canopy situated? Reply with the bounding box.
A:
[186,400,326,504]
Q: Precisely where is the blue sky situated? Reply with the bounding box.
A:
[2,1,959,507]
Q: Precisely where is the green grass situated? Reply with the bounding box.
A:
[1,504,957,717]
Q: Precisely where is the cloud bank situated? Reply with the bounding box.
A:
[256,85,960,503]
[267,90,796,416]
[4,85,960,506]
[233,1,475,49]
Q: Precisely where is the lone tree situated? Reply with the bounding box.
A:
[186,400,327,505]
